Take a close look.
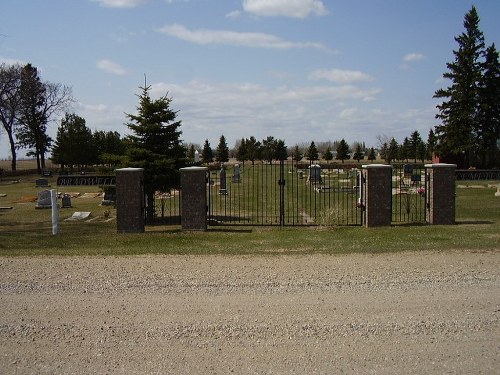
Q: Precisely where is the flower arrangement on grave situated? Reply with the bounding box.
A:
[416,187,425,197]
[356,198,365,210]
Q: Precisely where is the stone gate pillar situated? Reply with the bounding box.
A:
[116,167,144,233]
[362,164,392,227]
[425,163,456,225]
[180,166,208,231]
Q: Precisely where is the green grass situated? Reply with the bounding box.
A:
[0,175,499,256]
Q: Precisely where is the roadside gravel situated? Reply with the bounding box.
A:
[1,250,499,374]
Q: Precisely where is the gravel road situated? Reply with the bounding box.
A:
[1,251,499,374]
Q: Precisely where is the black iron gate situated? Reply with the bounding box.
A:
[391,164,428,224]
[207,161,363,226]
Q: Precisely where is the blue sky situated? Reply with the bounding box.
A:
[1,0,499,158]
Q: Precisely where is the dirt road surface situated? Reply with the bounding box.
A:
[1,251,499,374]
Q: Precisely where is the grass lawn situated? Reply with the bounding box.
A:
[0,174,499,256]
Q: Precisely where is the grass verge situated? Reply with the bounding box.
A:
[0,177,498,256]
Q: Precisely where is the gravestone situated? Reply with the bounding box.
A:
[194,150,200,163]
[101,191,116,206]
[62,193,72,208]
[219,165,227,194]
[232,163,241,183]
[495,186,500,197]
[403,164,413,176]
[35,178,49,187]
[307,164,322,184]
[36,189,52,208]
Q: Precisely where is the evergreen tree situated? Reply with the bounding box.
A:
[201,139,213,164]
[416,140,427,163]
[274,139,288,161]
[187,144,195,161]
[16,64,50,173]
[352,143,364,162]
[245,136,261,165]
[336,139,350,163]
[323,147,333,163]
[367,147,376,162]
[382,138,399,164]
[409,130,423,163]
[215,134,229,163]
[400,137,410,162]
[51,113,93,171]
[427,128,437,160]
[292,145,303,162]
[93,130,125,166]
[236,138,247,165]
[261,136,276,164]
[434,6,485,167]
[306,141,319,164]
[476,43,500,168]
[125,84,185,222]
[92,130,127,167]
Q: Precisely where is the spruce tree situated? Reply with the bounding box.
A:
[202,139,214,164]
[476,44,500,168]
[125,84,185,222]
[352,143,364,162]
[306,141,319,164]
[335,139,350,163]
[215,134,229,163]
[434,6,485,167]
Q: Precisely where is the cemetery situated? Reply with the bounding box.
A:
[0,161,498,244]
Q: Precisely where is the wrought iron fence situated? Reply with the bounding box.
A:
[207,161,362,227]
[146,189,181,225]
[391,164,427,223]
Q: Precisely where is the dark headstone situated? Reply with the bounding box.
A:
[62,194,72,208]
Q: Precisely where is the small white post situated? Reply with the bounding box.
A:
[50,189,59,235]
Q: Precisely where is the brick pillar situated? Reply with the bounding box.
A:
[180,166,207,231]
[425,163,456,225]
[362,164,392,227]
[116,168,144,233]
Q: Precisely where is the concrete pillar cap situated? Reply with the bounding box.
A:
[424,163,457,168]
[362,164,392,169]
[180,166,208,171]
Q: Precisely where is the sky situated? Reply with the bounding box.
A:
[1,0,500,159]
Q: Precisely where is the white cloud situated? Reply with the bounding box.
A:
[148,79,383,146]
[157,24,328,50]
[226,10,241,19]
[0,56,28,66]
[92,0,148,8]
[242,0,328,18]
[403,53,426,62]
[96,59,128,75]
[308,69,374,84]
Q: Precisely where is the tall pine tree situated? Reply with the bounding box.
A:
[476,44,500,168]
[434,6,485,167]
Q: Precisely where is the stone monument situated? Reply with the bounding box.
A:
[36,189,52,209]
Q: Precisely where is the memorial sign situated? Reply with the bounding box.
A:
[57,175,116,186]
